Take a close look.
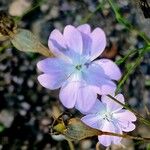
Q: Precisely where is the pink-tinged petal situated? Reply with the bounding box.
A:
[81,114,103,130]
[101,94,125,112]
[94,59,122,80]
[38,73,66,90]
[64,25,83,54]
[37,58,73,74]
[48,29,69,59]
[90,28,106,61]
[121,122,136,132]
[98,121,122,147]
[114,110,137,122]
[77,24,91,34]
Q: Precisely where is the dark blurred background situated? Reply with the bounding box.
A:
[0,0,150,149]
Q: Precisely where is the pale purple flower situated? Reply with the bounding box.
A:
[37,24,121,112]
[81,94,136,147]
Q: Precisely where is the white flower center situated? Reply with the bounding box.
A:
[102,111,113,122]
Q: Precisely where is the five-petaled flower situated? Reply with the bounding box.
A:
[37,24,121,112]
[81,94,136,147]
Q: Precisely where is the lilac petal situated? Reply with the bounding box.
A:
[98,121,122,146]
[81,114,103,130]
[98,82,116,95]
[85,100,106,114]
[37,58,73,74]
[59,81,97,111]
[75,85,97,112]
[94,59,122,80]
[90,28,106,61]
[59,82,79,108]
[80,32,92,56]
[83,62,116,95]
[64,25,83,54]
[120,121,136,132]
[77,24,91,34]
[48,29,68,59]
[38,73,66,90]
[114,110,137,122]
[101,94,125,112]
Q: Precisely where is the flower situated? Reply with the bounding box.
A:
[37,24,121,112]
[81,94,136,147]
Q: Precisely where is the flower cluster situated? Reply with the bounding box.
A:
[37,24,136,146]
[81,94,136,146]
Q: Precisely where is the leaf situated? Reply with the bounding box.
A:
[10,29,53,57]
[63,118,102,141]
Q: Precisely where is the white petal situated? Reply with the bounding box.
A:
[94,59,122,80]
[101,94,125,112]
[90,28,106,61]
[98,121,122,147]
[64,25,83,54]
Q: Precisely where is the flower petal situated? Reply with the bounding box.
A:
[98,82,116,95]
[60,81,97,111]
[48,29,68,59]
[38,73,66,90]
[98,121,122,146]
[94,59,121,80]
[114,110,137,122]
[59,82,78,108]
[84,100,106,114]
[37,58,73,74]
[81,114,103,130]
[64,25,83,54]
[90,28,106,61]
[83,63,117,95]
[101,94,125,112]
[80,32,92,56]
[74,84,97,112]
[77,24,91,34]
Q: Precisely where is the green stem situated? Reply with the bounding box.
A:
[108,0,150,44]
[102,131,150,141]
[115,48,138,65]
[67,140,75,150]
[116,45,150,93]
[107,95,150,126]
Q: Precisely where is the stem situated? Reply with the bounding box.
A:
[67,140,75,150]
[116,45,150,93]
[115,49,138,65]
[108,0,150,44]
[107,95,150,126]
[102,131,150,141]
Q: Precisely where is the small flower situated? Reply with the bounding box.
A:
[37,24,121,112]
[81,94,136,147]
